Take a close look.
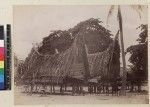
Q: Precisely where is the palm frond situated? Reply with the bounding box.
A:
[106,5,115,24]
[131,5,145,19]
[137,5,143,11]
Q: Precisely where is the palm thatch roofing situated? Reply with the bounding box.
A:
[21,18,120,83]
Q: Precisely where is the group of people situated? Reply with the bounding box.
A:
[23,76,142,96]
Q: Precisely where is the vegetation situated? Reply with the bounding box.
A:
[107,5,145,95]
[38,18,112,55]
[126,24,148,91]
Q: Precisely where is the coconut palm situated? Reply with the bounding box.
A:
[107,5,145,95]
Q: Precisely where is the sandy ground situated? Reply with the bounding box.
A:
[14,86,149,105]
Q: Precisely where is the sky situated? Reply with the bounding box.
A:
[13,5,148,66]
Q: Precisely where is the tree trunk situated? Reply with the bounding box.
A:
[118,5,127,96]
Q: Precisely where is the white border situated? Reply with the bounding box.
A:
[0,0,149,107]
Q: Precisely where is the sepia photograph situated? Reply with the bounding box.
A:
[13,5,148,105]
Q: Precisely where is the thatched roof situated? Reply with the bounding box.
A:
[23,39,113,80]
[39,18,112,54]
[21,18,120,83]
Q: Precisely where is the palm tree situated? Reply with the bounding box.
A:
[107,5,144,95]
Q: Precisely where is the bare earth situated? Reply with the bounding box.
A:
[15,86,149,105]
